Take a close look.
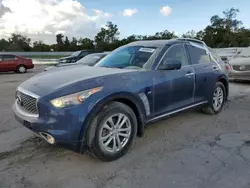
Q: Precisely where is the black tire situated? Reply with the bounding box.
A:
[17,65,27,73]
[89,101,137,162]
[202,82,226,115]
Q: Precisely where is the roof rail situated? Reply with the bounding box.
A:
[177,38,205,45]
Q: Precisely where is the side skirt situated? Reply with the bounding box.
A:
[146,101,208,123]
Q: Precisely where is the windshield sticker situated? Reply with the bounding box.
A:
[139,48,155,53]
[93,56,100,59]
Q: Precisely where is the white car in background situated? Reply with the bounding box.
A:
[228,47,250,81]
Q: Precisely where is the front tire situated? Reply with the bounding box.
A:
[202,82,226,115]
[89,102,137,162]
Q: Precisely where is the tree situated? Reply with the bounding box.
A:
[8,34,31,51]
[56,33,64,51]
[64,36,70,50]
[69,37,78,51]
[0,39,10,51]
[94,21,120,50]
[182,30,197,38]
[78,38,94,49]
[33,41,51,52]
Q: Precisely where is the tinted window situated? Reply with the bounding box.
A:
[78,54,105,66]
[186,45,211,64]
[71,51,82,57]
[161,44,189,66]
[0,55,2,61]
[3,55,16,61]
[95,46,156,69]
[79,51,88,57]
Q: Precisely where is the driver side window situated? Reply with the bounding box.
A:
[160,44,189,66]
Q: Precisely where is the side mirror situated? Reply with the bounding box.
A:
[158,59,182,70]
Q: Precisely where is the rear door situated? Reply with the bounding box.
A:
[153,43,195,116]
[185,43,219,102]
[2,55,18,71]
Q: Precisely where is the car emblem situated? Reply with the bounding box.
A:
[16,96,23,106]
[239,65,246,71]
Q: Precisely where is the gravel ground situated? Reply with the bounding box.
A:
[1,66,250,188]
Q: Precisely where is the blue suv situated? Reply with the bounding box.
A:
[13,39,229,161]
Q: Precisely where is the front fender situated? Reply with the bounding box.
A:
[78,91,147,152]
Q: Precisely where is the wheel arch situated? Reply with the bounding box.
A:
[79,92,146,153]
[217,76,229,101]
[16,64,27,72]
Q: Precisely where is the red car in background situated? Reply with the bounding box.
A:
[0,54,34,73]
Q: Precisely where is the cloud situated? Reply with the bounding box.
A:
[160,6,172,16]
[122,8,138,17]
[0,0,112,44]
[0,0,11,17]
[91,9,112,21]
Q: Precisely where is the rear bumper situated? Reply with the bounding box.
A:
[26,64,34,69]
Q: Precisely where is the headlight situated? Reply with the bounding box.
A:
[50,87,103,108]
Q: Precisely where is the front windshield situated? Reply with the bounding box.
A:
[71,51,82,57]
[95,46,156,69]
[77,54,105,66]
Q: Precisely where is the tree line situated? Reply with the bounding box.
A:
[0,7,250,52]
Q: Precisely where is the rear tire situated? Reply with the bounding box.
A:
[202,82,226,115]
[89,102,137,162]
[17,65,27,73]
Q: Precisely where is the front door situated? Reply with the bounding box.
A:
[153,44,195,117]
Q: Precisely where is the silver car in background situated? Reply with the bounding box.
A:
[228,47,250,81]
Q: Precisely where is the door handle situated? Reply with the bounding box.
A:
[213,66,219,71]
[185,72,194,77]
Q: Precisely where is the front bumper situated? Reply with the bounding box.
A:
[228,70,250,81]
[13,101,86,151]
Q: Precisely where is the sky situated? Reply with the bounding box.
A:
[0,0,250,44]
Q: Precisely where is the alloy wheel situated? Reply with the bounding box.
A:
[212,86,224,111]
[99,113,132,153]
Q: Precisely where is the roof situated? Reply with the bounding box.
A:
[126,39,185,47]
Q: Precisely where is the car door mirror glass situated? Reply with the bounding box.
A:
[158,59,182,70]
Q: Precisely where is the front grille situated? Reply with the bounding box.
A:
[16,91,38,115]
[232,65,250,71]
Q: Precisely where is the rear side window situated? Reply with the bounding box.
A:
[186,44,211,65]
[3,55,16,61]
[0,55,3,61]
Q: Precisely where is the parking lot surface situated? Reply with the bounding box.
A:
[1,66,250,188]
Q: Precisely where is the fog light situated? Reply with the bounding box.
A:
[39,132,55,144]
[47,135,55,144]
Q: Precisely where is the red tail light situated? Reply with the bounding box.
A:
[225,64,230,70]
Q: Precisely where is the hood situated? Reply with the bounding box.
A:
[44,63,83,71]
[19,65,136,97]
[56,62,78,67]
[229,57,250,65]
